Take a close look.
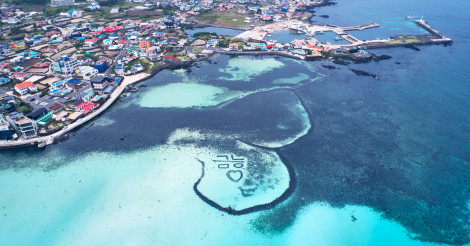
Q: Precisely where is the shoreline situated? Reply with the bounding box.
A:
[0,18,453,149]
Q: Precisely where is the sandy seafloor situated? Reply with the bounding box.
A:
[1,0,470,245]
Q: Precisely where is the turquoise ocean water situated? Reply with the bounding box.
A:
[1,0,470,245]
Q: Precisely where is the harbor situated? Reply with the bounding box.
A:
[235,19,452,51]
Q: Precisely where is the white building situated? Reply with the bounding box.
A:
[12,115,37,138]
[57,56,79,75]
[14,81,37,96]
[103,39,113,46]
[59,10,82,18]
[87,3,101,10]
[51,0,75,7]
[114,62,124,76]
[76,66,98,80]
[110,7,120,14]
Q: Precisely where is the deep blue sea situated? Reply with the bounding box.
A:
[1,0,469,245]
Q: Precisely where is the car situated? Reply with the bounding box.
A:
[35,101,40,105]
[48,95,53,99]
[29,98,35,102]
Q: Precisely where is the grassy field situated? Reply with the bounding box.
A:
[386,39,421,44]
[194,10,252,28]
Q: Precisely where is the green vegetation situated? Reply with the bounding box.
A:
[16,100,32,114]
[44,6,72,17]
[218,39,229,47]
[194,10,252,28]
[192,32,218,40]
[6,0,48,5]
[386,39,420,44]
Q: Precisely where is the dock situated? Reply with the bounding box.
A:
[414,19,452,42]
[343,23,379,31]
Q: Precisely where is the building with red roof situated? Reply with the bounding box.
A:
[14,81,37,95]
[84,38,99,46]
[75,102,99,114]
[162,55,179,63]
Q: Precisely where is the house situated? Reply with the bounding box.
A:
[162,55,179,63]
[52,56,79,75]
[114,63,124,75]
[131,64,144,73]
[74,101,98,114]
[103,39,113,46]
[0,78,11,85]
[51,0,75,7]
[335,48,347,55]
[14,81,38,95]
[35,17,47,26]
[108,44,124,50]
[66,78,82,90]
[229,43,239,51]
[49,103,64,113]
[11,43,26,51]
[51,80,67,91]
[94,59,109,73]
[53,111,69,121]
[139,39,152,49]
[12,115,37,138]
[27,108,47,121]
[0,116,16,140]
[10,73,29,81]
[87,3,100,10]
[110,7,120,14]
[0,102,15,114]
[90,76,109,94]
[81,102,99,114]
[149,54,160,62]
[76,66,98,80]
[0,42,12,55]
[84,38,99,46]
[10,56,25,65]
[59,10,82,18]
[154,32,165,38]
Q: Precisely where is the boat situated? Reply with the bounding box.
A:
[334,36,344,41]
[317,31,324,35]
[267,34,272,37]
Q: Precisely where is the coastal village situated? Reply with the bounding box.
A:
[0,0,452,148]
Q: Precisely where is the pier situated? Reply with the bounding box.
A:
[414,19,452,42]
[343,23,379,31]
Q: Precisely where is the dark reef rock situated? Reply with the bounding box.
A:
[353,57,373,64]
[350,69,379,79]
[332,59,350,66]
[319,15,329,18]
[395,61,401,65]
[322,65,336,70]
[374,55,392,62]
[404,44,420,51]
